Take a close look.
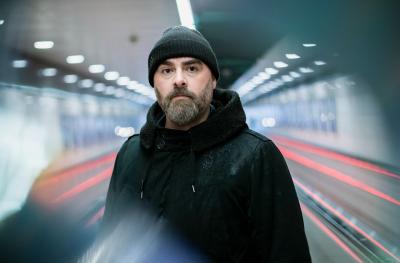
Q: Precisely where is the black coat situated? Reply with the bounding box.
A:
[103,89,311,262]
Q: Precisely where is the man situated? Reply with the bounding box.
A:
[102,25,311,262]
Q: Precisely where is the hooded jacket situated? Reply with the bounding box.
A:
[102,89,311,262]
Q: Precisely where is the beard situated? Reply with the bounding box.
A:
[155,80,214,127]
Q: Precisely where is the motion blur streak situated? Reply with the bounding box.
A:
[85,206,105,228]
[279,146,400,206]
[295,178,400,261]
[36,152,116,188]
[53,167,113,204]
[274,135,400,180]
[301,203,363,263]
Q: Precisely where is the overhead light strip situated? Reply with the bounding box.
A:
[176,0,196,29]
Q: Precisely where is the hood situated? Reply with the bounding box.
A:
[140,88,247,152]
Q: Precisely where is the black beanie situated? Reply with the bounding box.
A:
[148,25,219,87]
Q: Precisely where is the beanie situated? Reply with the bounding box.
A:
[148,25,220,87]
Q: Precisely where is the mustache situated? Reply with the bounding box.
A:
[166,88,196,100]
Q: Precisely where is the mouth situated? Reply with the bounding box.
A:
[172,95,191,100]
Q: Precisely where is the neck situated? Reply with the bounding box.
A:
[165,107,210,131]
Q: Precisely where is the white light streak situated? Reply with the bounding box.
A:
[176,0,195,29]
[89,64,105,73]
[273,61,288,68]
[63,74,78,83]
[34,41,54,49]
[265,67,279,75]
[104,71,119,80]
[66,55,85,64]
[285,53,301,59]
[12,60,28,68]
[302,43,316,47]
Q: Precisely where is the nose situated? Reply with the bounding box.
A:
[173,68,187,88]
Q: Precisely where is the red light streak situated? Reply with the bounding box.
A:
[301,203,363,263]
[53,167,113,204]
[279,146,400,206]
[273,135,400,180]
[37,152,116,188]
[295,179,400,261]
[85,206,105,228]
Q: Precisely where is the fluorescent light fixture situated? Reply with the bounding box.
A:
[12,60,28,68]
[80,79,93,88]
[265,67,278,75]
[104,71,119,80]
[105,86,115,95]
[115,88,125,98]
[115,126,135,137]
[314,60,326,66]
[41,68,57,77]
[285,53,300,59]
[117,76,130,86]
[89,64,105,73]
[282,75,293,82]
[0,20,4,25]
[94,83,106,92]
[299,67,314,73]
[289,71,301,78]
[302,43,316,47]
[258,72,270,80]
[262,117,276,128]
[273,61,288,68]
[34,41,54,49]
[66,55,85,64]
[63,74,78,83]
[175,0,195,29]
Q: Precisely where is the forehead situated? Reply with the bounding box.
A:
[161,57,203,65]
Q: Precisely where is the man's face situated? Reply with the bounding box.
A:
[153,57,217,127]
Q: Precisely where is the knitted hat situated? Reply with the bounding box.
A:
[148,25,220,87]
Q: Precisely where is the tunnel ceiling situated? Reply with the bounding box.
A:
[0,0,284,91]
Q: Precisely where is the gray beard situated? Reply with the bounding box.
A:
[156,81,213,127]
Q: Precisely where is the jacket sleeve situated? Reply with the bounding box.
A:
[100,140,129,233]
[249,140,311,262]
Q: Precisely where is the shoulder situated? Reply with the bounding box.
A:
[237,128,283,157]
[116,134,141,160]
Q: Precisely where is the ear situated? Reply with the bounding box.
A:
[211,78,217,90]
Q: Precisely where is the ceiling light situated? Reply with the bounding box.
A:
[12,60,28,68]
[314,61,326,66]
[273,61,288,68]
[0,20,4,25]
[285,53,301,59]
[265,67,278,75]
[63,74,78,83]
[80,79,93,88]
[105,86,115,95]
[282,75,293,82]
[258,72,270,80]
[176,0,195,29]
[41,68,57,77]
[117,76,130,86]
[115,89,125,98]
[89,64,105,73]
[94,83,106,92]
[289,71,301,78]
[34,41,54,49]
[104,71,119,80]
[302,43,316,47]
[299,67,314,73]
[66,55,85,64]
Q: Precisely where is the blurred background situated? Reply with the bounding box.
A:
[0,0,399,262]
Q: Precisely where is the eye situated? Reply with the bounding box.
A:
[187,65,199,73]
[160,68,173,75]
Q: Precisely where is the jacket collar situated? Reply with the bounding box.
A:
[140,88,247,152]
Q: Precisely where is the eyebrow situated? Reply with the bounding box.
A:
[160,58,203,67]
